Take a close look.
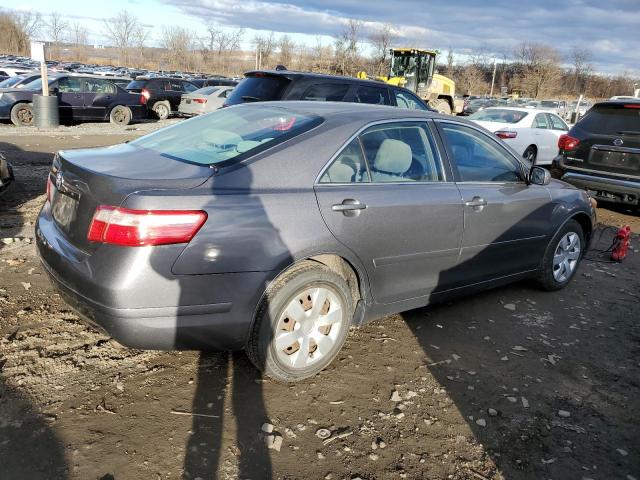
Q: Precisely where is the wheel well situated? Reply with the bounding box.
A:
[307,254,362,307]
[571,212,593,244]
[526,144,537,152]
[437,95,453,109]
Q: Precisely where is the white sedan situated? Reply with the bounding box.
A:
[468,107,570,166]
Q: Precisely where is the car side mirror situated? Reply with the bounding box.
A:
[529,166,551,185]
[50,87,59,95]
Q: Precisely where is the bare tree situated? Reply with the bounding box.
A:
[368,23,395,76]
[46,12,69,59]
[253,32,276,69]
[14,10,42,38]
[70,22,88,61]
[457,64,489,95]
[161,26,193,71]
[341,19,362,75]
[570,46,592,94]
[103,10,144,65]
[446,47,454,77]
[277,35,295,68]
[514,42,562,98]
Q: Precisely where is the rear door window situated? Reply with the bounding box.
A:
[169,80,184,92]
[547,114,568,131]
[302,83,350,102]
[533,113,549,129]
[225,75,291,105]
[183,82,197,93]
[83,78,116,94]
[355,86,391,105]
[394,90,428,110]
[578,105,640,134]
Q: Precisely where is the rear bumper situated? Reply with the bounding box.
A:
[561,171,640,205]
[36,207,271,350]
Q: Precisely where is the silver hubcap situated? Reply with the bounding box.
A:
[274,286,344,370]
[553,232,581,282]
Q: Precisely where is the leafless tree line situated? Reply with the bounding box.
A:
[1,9,636,99]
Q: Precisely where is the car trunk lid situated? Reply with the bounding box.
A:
[49,142,213,252]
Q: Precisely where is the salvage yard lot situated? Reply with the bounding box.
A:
[1,125,639,480]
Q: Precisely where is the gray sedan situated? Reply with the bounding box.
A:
[178,86,234,116]
[36,102,595,382]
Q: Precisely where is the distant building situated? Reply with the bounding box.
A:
[93,43,105,50]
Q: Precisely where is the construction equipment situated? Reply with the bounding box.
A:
[378,48,463,115]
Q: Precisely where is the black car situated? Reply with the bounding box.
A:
[190,77,238,88]
[0,74,147,126]
[125,77,198,119]
[552,100,640,210]
[224,70,434,111]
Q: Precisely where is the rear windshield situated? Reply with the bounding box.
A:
[224,75,290,106]
[193,86,219,95]
[540,101,559,108]
[126,80,147,90]
[469,109,528,123]
[129,106,322,166]
[577,105,640,135]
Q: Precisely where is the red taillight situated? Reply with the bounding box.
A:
[624,104,640,109]
[140,89,150,105]
[495,130,517,139]
[87,206,207,247]
[558,134,580,151]
[193,98,207,104]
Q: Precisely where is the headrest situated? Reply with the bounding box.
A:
[373,139,412,174]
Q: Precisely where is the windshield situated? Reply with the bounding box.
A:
[540,101,559,108]
[0,76,22,88]
[389,52,435,81]
[130,106,323,166]
[194,86,219,96]
[469,109,529,123]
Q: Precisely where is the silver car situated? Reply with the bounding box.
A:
[178,86,234,116]
[37,102,595,382]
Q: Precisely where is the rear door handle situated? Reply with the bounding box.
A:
[464,196,487,211]
[332,199,367,216]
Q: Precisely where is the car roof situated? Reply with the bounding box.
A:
[244,69,397,88]
[595,98,640,107]
[480,106,558,114]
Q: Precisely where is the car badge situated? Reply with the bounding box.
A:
[613,138,624,146]
[55,171,63,190]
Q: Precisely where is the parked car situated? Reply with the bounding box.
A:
[0,152,13,196]
[551,99,640,210]
[0,66,33,77]
[125,77,198,119]
[178,86,234,116]
[0,73,41,90]
[190,77,238,88]
[538,100,568,118]
[37,101,595,382]
[224,70,434,112]
[469,107,570,165]
[0,74,147,126]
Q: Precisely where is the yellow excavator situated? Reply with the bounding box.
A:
[360,48,463,115]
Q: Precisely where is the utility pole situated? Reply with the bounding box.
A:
[489,58,497,97]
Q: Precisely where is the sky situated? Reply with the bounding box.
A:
[6,0,640,75]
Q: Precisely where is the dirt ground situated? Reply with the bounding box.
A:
[0,123,639,480]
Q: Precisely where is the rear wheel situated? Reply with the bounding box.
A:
[246,261,354,382]
[152,102,170,120]
[10,103,34,127]
[537,219,584,291]
[431,98,452,115]
[109,105,132,125]
[523,145,537,164]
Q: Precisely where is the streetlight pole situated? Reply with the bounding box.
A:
[490,58,497,97]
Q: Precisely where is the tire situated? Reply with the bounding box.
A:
[523,146,537,165]
[152,102,170,120]
[537,220,584,291]
[246,260,354,382]
[431,98,452,115]
[109,105,132,125]
[10,103,34,127]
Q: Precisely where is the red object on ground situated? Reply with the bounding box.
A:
[611,225,632,262]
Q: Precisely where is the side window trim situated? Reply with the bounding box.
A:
[315,118,449,185]
[434,119,529,184]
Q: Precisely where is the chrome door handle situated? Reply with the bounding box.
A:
[464,196,487,211]
[332,199,367,216]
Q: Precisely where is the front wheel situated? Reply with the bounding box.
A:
[431,98,452,115]
[10,103,34,127]
[246,261,353,382]
[537,220,584,291]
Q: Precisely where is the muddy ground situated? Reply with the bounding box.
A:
[0,122,639,480]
